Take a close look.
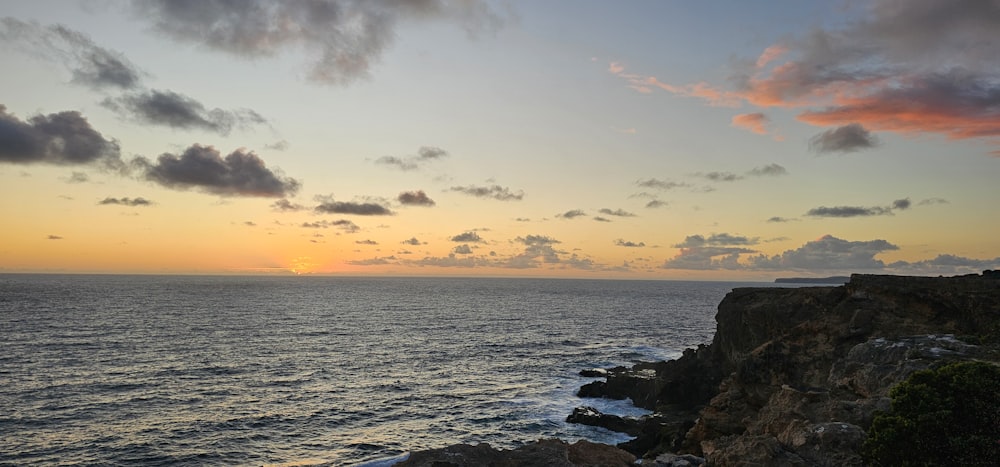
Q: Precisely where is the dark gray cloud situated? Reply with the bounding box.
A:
[809,124,879,153]
[805,205,893,217]
[0,17,143,90]
[301,219,359,232]
[747,235,899,270]
[375,146,448,171]
[451,231,482,243]
[133,144,299,197]
[103,90,266,135]
[598,208,636,217]
[766,216,795,223]
[888,254,1000,275]
[314,196,392,215]
[504,235,563,268]
[892,198,911,210]
[645,200,667,208]
[453,244,473,255]
[131,0,504,85]
[663,246,757,270]
[397,190,436,206]
[557,209,586,219]
[614,239,645,248]
[271,199,305,211]
[0,105,123,169]
[675,233,758,248]
[449,184,524,201]
[98,196,152,206]
[593,216,611,222]
[748,163,788,177]
[356,239,378,245]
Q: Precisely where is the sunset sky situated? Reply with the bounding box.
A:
[1,0,998,279]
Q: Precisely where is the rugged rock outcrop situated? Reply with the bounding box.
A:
[392,439,635,466]
[572,272,1000,465]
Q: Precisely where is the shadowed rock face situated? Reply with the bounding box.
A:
[572,272,1000,465]
[392,439,635,467]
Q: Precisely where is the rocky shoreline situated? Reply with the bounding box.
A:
[395,272,1000,466]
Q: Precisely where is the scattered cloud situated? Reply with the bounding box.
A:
[271,199,305,212]
[449,184,524,201]
[888,254,1000,276]
[0,105,123,169]
[314,196,392,215]
[348,256,397,266]
[918,197,949,206]
[65,171,90,183]
[614,239,645,248]
[98,196,152,206]
[636,178,688,191]
[243,221,256,227]
[131,1,505,85]
[47,234,63,240]
[809,124,879,154]
[397,190,436,206]
[731,112,770,135]
[593,216,612,222]
[767,216,795,223]
[402,237,425,246]
[451,231,482,243]
[301,219,359,233]
[375,146,448,171]
[453,244,473,255]
[747,235,899,270]
[645,200,668,208]
[747,163,788,177]
[892,198,911,210]
[265,140,289,151]
[695,171,742,182]
[356,239,378,245]
[102,90,266,135]
[805,206,892,217]
[557,209,586,219]
[133,144,299,197]
[598,208,636,217]
[0,17,143,90]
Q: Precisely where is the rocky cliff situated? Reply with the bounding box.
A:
[397,273,1000,466]
[574,272,1000,466]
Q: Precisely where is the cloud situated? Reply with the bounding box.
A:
[675,233,758,248]
[557,209,586,219]
[748,235,899,270]
[356,239,378,245]
[271,199,305,211]
[131,0,504,85]
[747,163,788,177]
[301,219,359,233]
[98,196,152,206]
[66,171,89,183]
[375,146,448,171]
[696,171,742,182]
[809,124,879,153]
[102,90,266,135]
[598,208,636,217]
[451,231,482,243]
[888,254,1000,275]
[664,233,760,269]
[397,190,436,206]
[453,244,473,255]
[503,235,564,269]
[0,18,143,90]
[918,197,949,206]
[243,221,256,227]
[645,200,668,208]
[314,196,392,215]
[892,198,911,210]
[0,105,123,169]
[47,234,63,240]
[133,144,299,197]
[348,256,397,266]
[805,205,893,217]
[611,1,1000,154]
[402,237,425,246]
[731,112,770,135]
[265,140,289,151]
[636,178,688,191]
[593,216,611,222]
[449,184,524,201]
[614,239,645,248]
[767,216,795,223]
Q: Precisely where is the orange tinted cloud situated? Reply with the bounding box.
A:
[731,112,769,135]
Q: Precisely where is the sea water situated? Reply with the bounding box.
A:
[0,275,771,465]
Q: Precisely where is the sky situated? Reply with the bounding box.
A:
[1,0,999,280]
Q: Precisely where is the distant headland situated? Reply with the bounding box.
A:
[774,276,850,284]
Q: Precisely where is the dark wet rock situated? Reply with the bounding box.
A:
[578,368,607,377]
[393,439,635,467]
[565,406,643,436]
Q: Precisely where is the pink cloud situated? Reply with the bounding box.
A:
[731,113,769,135]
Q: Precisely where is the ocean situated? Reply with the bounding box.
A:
[0,274,773,465]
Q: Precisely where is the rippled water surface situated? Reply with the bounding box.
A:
[0,275,769,465]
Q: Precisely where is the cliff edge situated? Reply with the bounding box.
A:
[575,272,1000,465]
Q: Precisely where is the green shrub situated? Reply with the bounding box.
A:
[863,360,1000,466]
